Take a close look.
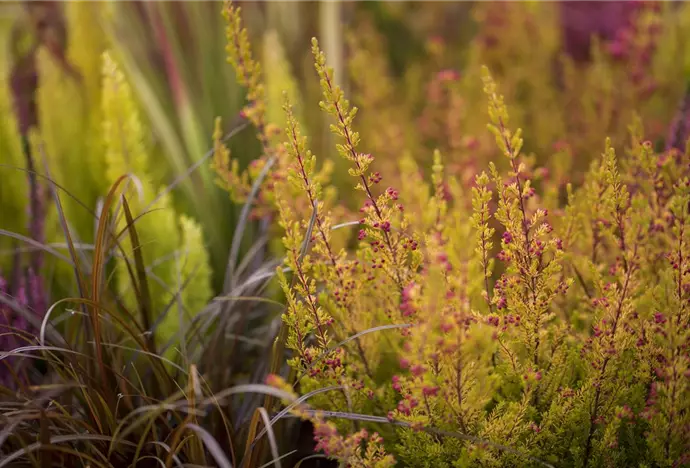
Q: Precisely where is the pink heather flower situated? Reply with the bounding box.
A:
[427,35,444,49]
[553,140,571,152]
[397,400,412,416]
[410,364,425,377]
[400,282,418,316]
[606,40,627,59]
[502,231,513,244]
[422,385,439,397]
[358,229,367,241]
[535,167,550,179]
[386,187,399,200]
[437,69,461,82]
[463,136,480,150]
[265,374,282,387]
[617,405,634,420]
[496,250,511,263]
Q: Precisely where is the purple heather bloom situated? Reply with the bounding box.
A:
[26,267,46,318]
[0,264,43,389]
[559,1,640,63]
[0,274,10,350]
[0,271,28,388]
[665,91,690,153]
[9,59,39,135]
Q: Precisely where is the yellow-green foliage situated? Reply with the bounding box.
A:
[3,1,690,466]
[177,214,212,324]
[36,2,107,237]
[215,2,690,466]
[215,1,346,254]
[101,52,211,359]
[346,2,690,192]
[263,29,303,132]
[267,55,690,465]
[0,77,27,245]
[0,3,109,289]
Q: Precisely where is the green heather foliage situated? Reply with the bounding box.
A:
[101,52,212,359]
[1,1,690,467]
[220,2,690,467]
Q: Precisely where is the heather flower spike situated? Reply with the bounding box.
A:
[312,37,414,292]
[223,1,269,148]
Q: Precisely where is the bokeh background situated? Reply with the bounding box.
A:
[2,1,688,298]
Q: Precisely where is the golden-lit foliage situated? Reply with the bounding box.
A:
[2,1,690,466]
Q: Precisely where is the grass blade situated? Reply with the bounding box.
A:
[121,197,155,352]
[183,423,232,468]
[226,155,277,291]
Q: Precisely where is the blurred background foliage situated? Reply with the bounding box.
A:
[1,0,689,306]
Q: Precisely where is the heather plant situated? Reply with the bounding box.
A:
[343,1,690,192]
[213,4,690,467]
